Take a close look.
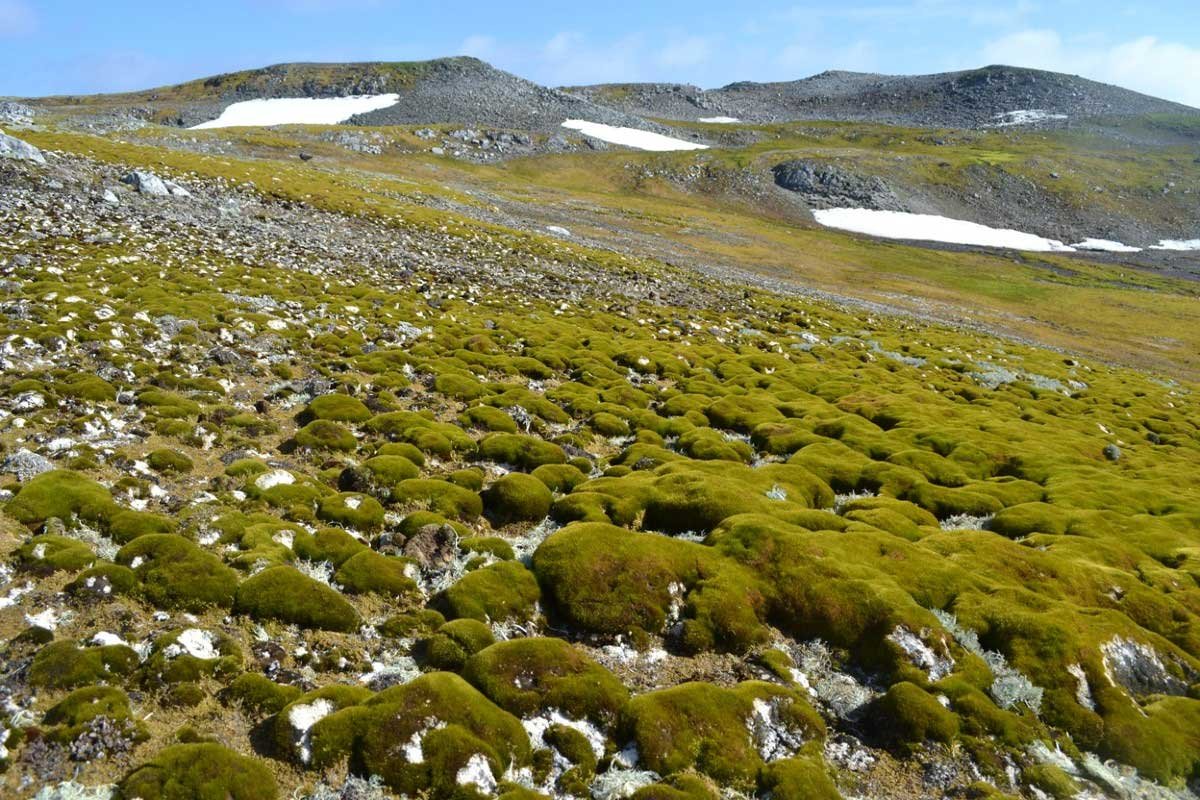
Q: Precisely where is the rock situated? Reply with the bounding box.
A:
[772,160,903,211]
[102,189,120,205]
[0,101,34,125]
[402,523,459,571]
[121,171,171,196]
[2,449,55,482]
[1103,443,1121,461]
[208,346,242,366]
[298,152,313,162]
[0,131,47,165]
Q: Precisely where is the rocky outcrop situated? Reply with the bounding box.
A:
[772,160,904,211]
[0,131,46,164]
[0,101,34,125]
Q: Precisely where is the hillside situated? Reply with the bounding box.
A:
[25,57,667,134]
[568,65,1200,127]
[1,57,1199,800]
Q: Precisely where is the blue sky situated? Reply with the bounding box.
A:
[2,1,1199,106]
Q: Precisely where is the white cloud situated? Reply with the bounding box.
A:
[982,29,1200,108]
[0,0,35,37]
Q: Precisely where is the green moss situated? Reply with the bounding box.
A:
[590,412,631,437]
[625,681,824,786]
[108,509,175,543]
[117,534,239,610]
[67,562,138,597]
[461,536,515,561]
[1023,764,1080,800]
[534,522,767,651]
[873,682,959,750]
[439,560,541,623]
[378,441,427,466]
[147,448,194,474]
[226,457,270,478]
[273,685,374,763]
[58,374,117,402]
[393,479,483,520]
[140,628,242,686]
[292,527,367,566]
[484,473,553,523]
[220,673,302,716]
[304,393,372,423]
[435,372,487,400]
[381,608,447,639]
[29,640,139,689]
[422,619,497,670]
[531,463,587,493]
[347,454,421,495]
[758,754,843,800]
[356,672,531,796]
[448,467,486,491]
[5,469,116,527]
[335,549,418,597]
[165,682,208,708]
[478,433,567,470]
[234,566,361,632]
[463,637,628,723]
[462,405,519,433]
[317,492,386,530]
[117,743,278,800]
[16,534,96,571]
[43,686,142,739]
[295,419,357,451]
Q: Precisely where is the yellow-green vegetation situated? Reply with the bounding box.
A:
[117,742,278,800]
[1,113,1199,800]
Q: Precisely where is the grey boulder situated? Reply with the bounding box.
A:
[0,131,46,164]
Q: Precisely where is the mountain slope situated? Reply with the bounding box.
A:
[26,57,670,134]
[568,65,1199,128]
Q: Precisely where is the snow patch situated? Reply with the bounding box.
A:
[562,120,708,152]
[192,94,400,129]
[813,208,1076,253]
[698,116,740,123]
[1072,238,1142,253]
[1151,238,1200,251]
[993,110,1068,126]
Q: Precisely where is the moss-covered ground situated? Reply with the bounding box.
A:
[0,116,1198,800]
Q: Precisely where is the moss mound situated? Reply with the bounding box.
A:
[117,534,239,610]
[483,472,553,523]
[117,743,278,800]
[624,681,824,787]
[463,637,628,723]
[234,566,361,632]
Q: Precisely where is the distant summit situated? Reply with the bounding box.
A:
[567,64,1198,128]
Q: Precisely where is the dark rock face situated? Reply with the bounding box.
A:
[772,160,905,211]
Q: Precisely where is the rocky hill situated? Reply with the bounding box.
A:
[25,57,665,134]
[568,65,1199,127]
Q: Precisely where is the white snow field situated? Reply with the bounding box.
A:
[812,208,1077,252]
[561,119,708,151]
[1072,238,1143,253]
[993,110,1069,126]
[191,94,400,129]
[698,116,741,123]
[1151,239,1200,251]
